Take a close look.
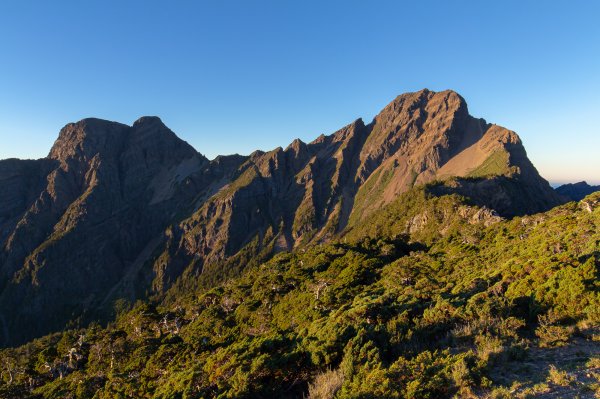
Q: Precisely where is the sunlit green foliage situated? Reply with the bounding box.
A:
[1,191,598,398]
[467,149,511,178]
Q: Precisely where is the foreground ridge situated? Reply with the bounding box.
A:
[1,189,598,398]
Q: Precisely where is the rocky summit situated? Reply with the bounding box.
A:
[0,89,563,346]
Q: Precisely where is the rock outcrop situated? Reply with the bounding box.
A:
[0,89,564,346]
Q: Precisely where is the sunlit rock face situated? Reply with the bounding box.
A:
[0,90,563,346]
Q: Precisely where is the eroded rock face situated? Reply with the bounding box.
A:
[0,117,212,345]
[0,90,564,346]
[347,90,562,221]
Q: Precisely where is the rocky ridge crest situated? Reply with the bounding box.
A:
[0,90,563,345]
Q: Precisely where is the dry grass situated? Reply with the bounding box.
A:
[307,368,344,399]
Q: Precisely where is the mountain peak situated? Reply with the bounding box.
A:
[48,118,129,162]
[372,89,469,132]
[1,91,565,347]
[48,116,201,165]
[132,116,166,128]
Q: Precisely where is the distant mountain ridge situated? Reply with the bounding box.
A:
[0,89,563,346]
[555,181,600,201]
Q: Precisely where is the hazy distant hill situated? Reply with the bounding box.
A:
[556,181,600,201]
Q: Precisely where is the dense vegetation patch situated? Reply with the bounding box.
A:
[1,192,599,398]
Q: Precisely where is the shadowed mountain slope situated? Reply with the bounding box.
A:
[0,89,563,346]
[556,181,600,201]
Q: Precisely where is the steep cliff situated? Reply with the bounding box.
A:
[0,90,564,345]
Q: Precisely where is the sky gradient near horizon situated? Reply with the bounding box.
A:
[1,1,599,184]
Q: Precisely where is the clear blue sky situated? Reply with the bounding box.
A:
[1,1,598,184]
